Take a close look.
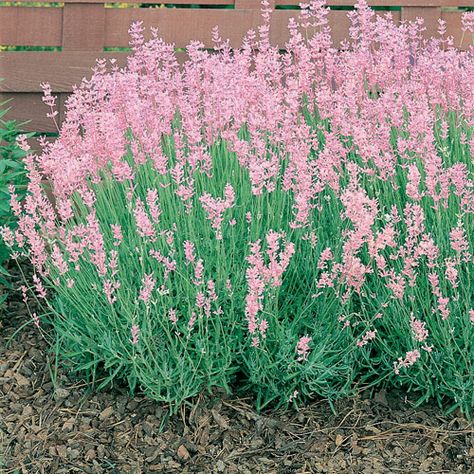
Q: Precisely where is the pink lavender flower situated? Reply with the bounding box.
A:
[32,274,47,299]
[109,250,119,277]
[146,189,161,223]
[20,285,28,304]
[188,312,197,330]
[138,273,156,305]
[111,224,123,246]
[296,336,312,361]
[193,259,204,285]
[406,164,422,201]
[461,11,474,32]
[32,312,40,328]
[134,198,155,240]
[394,350,421,375]
[0,226,15,248]
[288,390,298,402]
[183,241,196,264]
[357,329,377,347]
[131,325,140,345]
[103,279,120,305]
[169,308,178,325]
[444,258,458,288]
[410,315,429,342]
[199,183,235,239]
[386,273,405,300]
[437,296,450,320]
[207,280,218,301]
[449,226,470,262]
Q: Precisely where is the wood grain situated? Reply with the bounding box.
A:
[62,4,106,51]
[0,7,62,46]
[0,52,129,93]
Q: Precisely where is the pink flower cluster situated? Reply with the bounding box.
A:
[199,184,235,240]
[393,350,421,375]
[296,336,312,361]
[245,231,294,346]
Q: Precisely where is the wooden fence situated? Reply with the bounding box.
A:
[0,0,473,132]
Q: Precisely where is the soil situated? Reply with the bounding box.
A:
[1,268,474,474]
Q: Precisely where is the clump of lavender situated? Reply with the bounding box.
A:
[2,1,474,414]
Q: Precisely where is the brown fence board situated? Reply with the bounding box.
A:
[62,4,106,51]
[0,52,128,93]
[0,51,187,92]
[0,7,62,46]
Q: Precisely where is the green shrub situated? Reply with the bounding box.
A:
[0,98,32,310]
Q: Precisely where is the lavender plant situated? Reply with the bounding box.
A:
[2,1,474,414]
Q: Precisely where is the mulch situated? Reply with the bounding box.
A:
[1,268,474,473]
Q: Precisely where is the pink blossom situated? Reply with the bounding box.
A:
[131,325,140,345]
[32,312,40,328]
[169,308,178,325]
[387,273,405,300]
[0,226,15,248]
[318,247,333,270]
[449,226,470,262]
[444,258,458,288]
[288,390,298,402]
[437,296,450,320]
[193,259,204,285]
[188,312,197,330]
[134,198,155,240]
[394,349,421,375]
[357,329,377,347]
[296,336,312,361]
[183,241,196,264]
[138,273,156,305]
[103,279,120,305]
[32,274,46,299]
[111,224,123,246]
[410,315,429,342]
[146,189,161,223]
[199,183,235,239]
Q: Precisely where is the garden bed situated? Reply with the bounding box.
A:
[1,268,473,473]
[2,3,474,472]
